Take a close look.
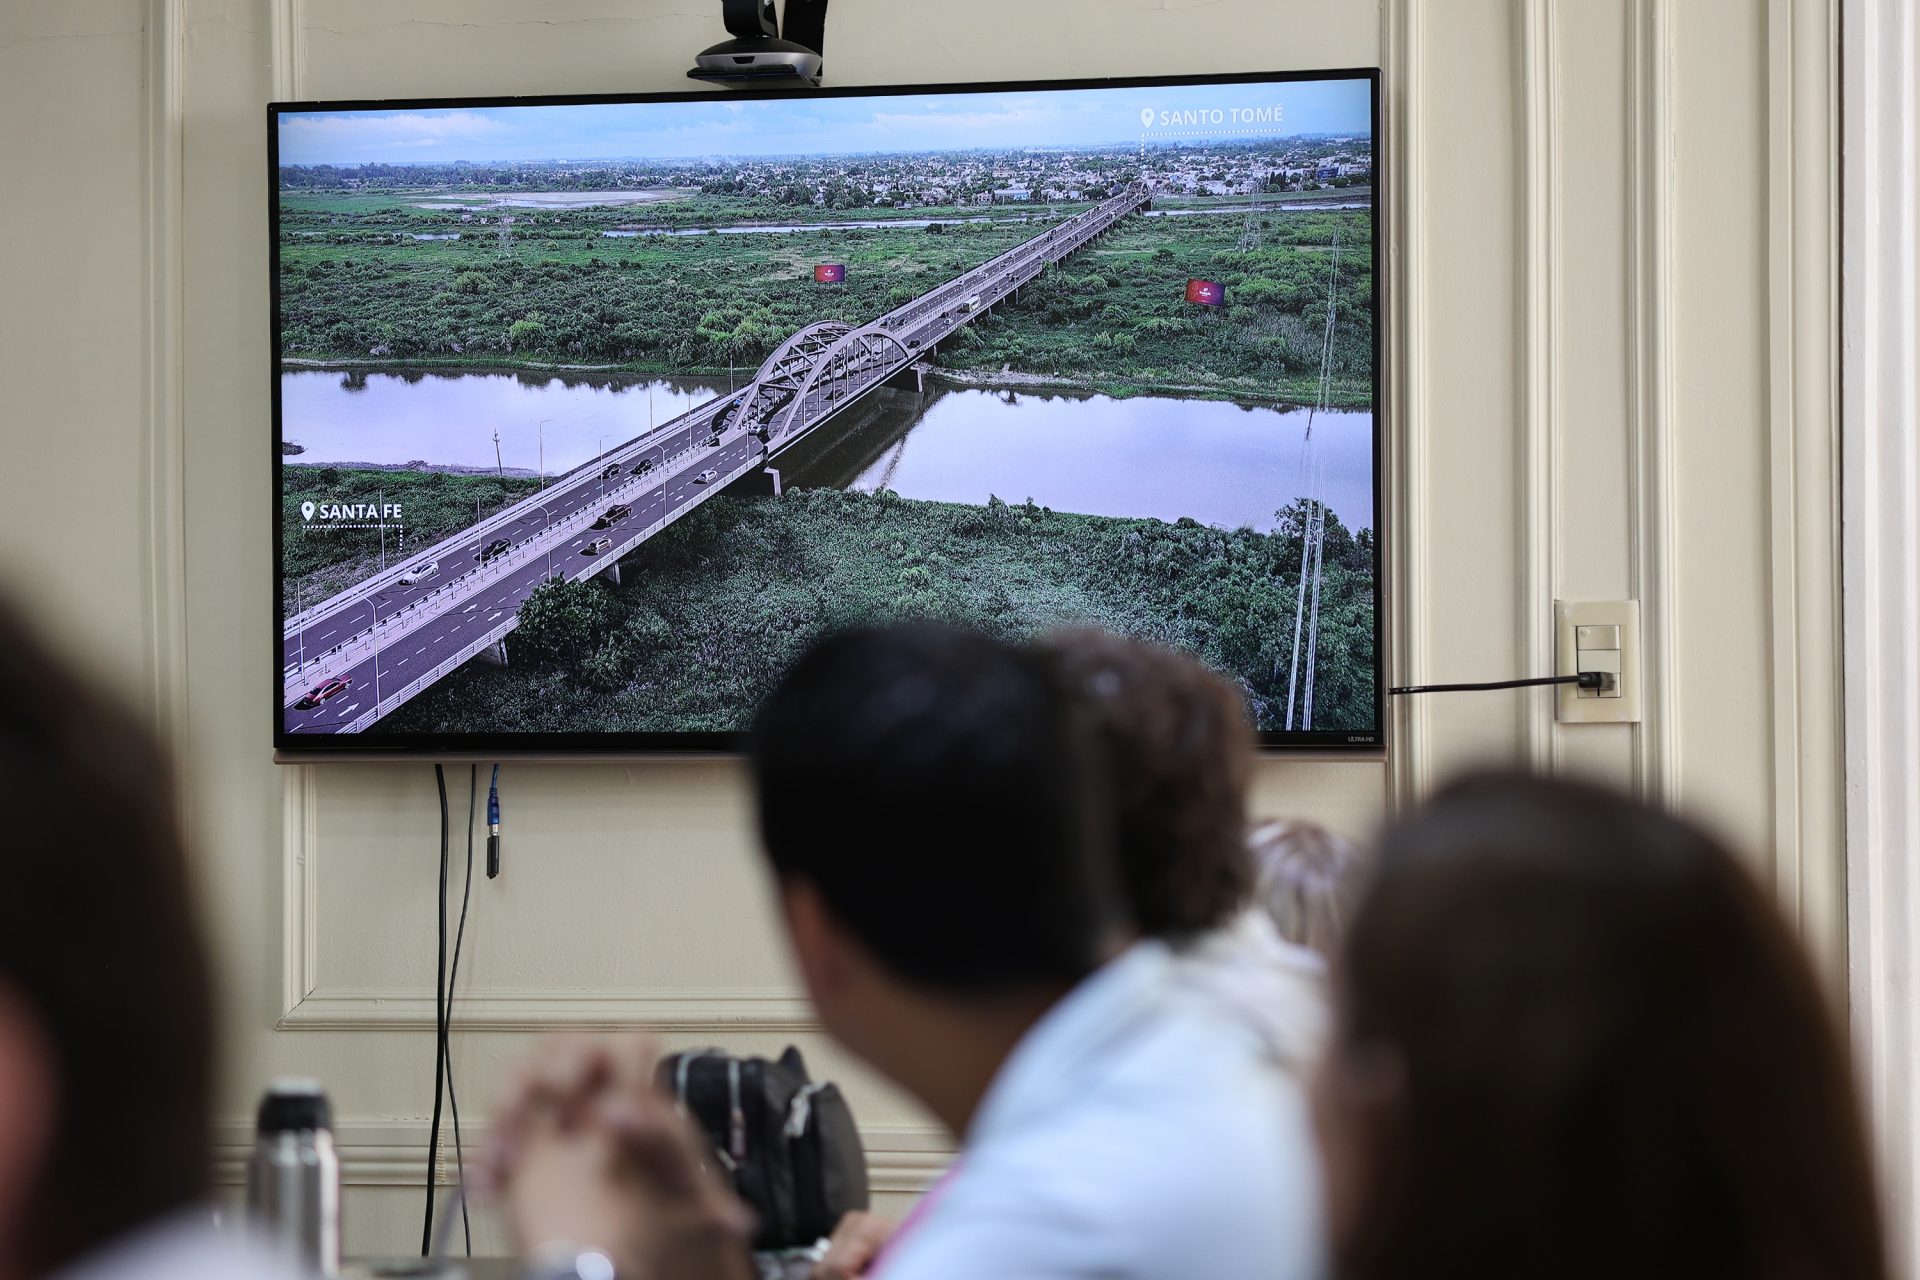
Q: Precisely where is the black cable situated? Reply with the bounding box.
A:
[440,764,478,1254]
[422,764,449,1256]
[1389,672,1606,696]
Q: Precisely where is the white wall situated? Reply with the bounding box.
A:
[0,0,1847,1259]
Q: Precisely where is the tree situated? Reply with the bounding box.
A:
[511,579,615,667]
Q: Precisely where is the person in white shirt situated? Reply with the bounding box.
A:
[1034,630,1334,1073]
[490,624,1321,1280]
[0,597,304,1280]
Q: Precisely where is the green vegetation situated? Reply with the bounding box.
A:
[384,486,1376,736]
[278,214,1042,368]
[281,465,540,614]
[955,207,1371,407]
[277,190,1372,407]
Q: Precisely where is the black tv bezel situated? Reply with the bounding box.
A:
[270,66,1385,759]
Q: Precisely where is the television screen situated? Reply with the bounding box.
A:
[273,69,1382,754]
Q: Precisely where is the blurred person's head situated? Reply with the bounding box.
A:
[0,600,215,1277]
[1034,629,1253,942]
[1247,819,1366,958]
[1318,771,1886,1280]
[750,623,1127,1131]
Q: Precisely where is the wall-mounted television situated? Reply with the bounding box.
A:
[272,68,1382,755]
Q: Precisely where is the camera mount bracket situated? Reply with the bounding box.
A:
[692,0,829,89]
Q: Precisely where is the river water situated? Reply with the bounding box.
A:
[279,368,1374,533]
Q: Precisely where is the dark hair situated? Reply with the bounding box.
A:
[0,599,214,1272]
[1034,629,1253,939]
[1333,771,1887,1280]
[750,623,1123,993]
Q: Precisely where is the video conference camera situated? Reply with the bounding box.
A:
[690,0,828,88]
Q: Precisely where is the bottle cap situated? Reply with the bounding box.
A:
[257,1078,332,1133]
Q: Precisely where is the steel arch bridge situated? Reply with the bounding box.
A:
[732,320,916,445]
[725,320,850,438]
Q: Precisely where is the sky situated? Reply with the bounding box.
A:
[278,77,1372,166]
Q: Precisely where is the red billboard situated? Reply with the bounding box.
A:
[814,263,847,283]
[1185,278,1227,306]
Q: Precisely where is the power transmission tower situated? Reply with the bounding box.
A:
[1285,230,1341,730]
[1237,168,1265,254]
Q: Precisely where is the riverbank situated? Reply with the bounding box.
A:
[381,486,1378,736]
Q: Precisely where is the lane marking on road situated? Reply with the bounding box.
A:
[488,612,503,623]
[415,646,427,655]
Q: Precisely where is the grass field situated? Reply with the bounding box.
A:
[278,187,1372,406]
[381,485,1378,736]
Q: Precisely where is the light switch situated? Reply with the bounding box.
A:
[1555,600,1641,723]
[1575,624,1621,651]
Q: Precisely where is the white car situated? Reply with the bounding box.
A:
[397,560,439,586]
[695,469,719,484]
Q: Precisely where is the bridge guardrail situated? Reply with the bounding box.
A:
[282,391,744,636]
[283,424,748,702]
[332,444,774,734]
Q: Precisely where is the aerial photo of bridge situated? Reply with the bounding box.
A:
[281,186,1149,733]
[276,78,1380,740]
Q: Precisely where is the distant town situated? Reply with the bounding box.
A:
[277,136,1374,211]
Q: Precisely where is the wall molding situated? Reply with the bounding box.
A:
[271,0,306,101]
[280,987,818,1032]
[1628,0,1679,805]
[143,0,188,761]
[1761,0,1845,980]
[1842,0,1920,1269]
[1384,0,1428,810]
[276,767,816,1031]
[1517,0,1561,772]
[212,1119,952,1196]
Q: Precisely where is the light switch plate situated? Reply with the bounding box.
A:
[1554,600,1641,723]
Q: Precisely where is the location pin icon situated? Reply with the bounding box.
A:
[1140,108,1155,129]
[301,501,316,522]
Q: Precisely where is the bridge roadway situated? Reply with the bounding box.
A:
[282,183,1148,735]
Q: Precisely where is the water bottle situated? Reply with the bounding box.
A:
[246,1078,341,1276]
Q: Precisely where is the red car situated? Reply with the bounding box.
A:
[295,676,351,710]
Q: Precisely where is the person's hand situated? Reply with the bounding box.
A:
[483,1034,755,1280]
[812,1210,898,1280]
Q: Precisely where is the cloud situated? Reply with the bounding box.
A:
[276,80,1372,166]
[280,110,513,162]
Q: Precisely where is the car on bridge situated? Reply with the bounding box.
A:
[599,463,622,480]
[707,433,723,447]
[631,458,655,475]
[594,504,633,529]
[397,560,439,586]
[695,469,719,484]
[583,536,613,556]
[294,676,351,710]
[476,537,512,562]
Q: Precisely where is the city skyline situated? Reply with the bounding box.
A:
[278,77,1372,166]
